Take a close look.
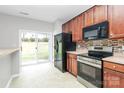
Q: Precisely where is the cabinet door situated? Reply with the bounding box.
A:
[71,55,77,76]
[72,58,77,76]
[104,68,124,88]
[108,5,124,38]
[67,54,69,71]
[84,8,94,27]
[77,14,83,41]
[68,20,72,33]
[65,23,69,33]
[72,15,83,42]
[93,5,108,24]
[67,54,71,72]
[72,18,78,42]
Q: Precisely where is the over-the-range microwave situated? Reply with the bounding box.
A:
[83,21,109,40]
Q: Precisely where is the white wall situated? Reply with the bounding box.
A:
[0,13,54,87]
[0,55,11,87]
[0,13,54,48]
[52,20,63,61]
[53,20,63,35]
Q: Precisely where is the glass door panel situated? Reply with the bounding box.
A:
[21,32,37,65]
[37,33,49,62]
[21,32,50,65]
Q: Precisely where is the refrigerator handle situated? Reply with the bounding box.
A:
[56,40,59,53]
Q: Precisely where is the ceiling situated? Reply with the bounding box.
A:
[0,5,93,23]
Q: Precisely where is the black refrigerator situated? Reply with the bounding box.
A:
[54,33,76,72]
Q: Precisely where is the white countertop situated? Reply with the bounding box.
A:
[66,49,88,55]
[102,56,124,65]
[0,48,20,57]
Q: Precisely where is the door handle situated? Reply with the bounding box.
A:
[35,47,38,50]
[21,46,22,51]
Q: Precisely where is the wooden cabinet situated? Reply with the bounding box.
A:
[62,23,69,33]
[84,8,94,27]
[104,68,124,88]
[104,61,124,73]
[67,53,77,76]
[68,20,72,33]
[93,5,108,24]
[108,5,124,38]
[72,14,84,42]
[103,61,124,88]
[72,17,77,42]
[77,14,83,41]
[63,5,124,40]
[84,5,107,27]
[65,23,69,33]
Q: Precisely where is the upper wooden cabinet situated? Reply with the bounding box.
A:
[72,14,83,42]
[63,5,124,40]
[62,23,69,33]
[68,20,72,33]
[62,24,65,33]
[93,5,108,24]
[108,5,124,38]
[84,8,94,27]
[77,14,83,41]
[65,23,69,33]
[72,17,78,42]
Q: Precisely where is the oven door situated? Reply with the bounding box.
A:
[77,61,102,88]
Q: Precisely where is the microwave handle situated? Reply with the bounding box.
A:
[97,26,101,31]
[97,26,101,37]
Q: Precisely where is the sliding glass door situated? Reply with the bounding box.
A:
[21,32,50,66]
[37,33,49,62]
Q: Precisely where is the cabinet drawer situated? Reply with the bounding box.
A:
[104,61,124,73]
[68,54,77,59]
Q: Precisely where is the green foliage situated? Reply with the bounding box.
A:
[22,37,48,42]
[39,37,49,42]
[22,37,35,42]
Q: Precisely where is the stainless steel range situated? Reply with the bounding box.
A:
[77,46,113,88]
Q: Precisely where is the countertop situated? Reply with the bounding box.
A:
[66,49,88,55]
[102,56,124,65]
[0,48,20,57]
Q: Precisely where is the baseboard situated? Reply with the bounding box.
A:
[5,74,20,88]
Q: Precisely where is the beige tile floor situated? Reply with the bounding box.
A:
[9,62,86,88]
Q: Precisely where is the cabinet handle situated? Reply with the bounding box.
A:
[110,34,113,36]
[104,71,106,74]
[113,65,116,68]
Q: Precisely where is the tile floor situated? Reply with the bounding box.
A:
[9,62,86,88]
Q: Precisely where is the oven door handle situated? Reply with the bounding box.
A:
[77,59,101,69]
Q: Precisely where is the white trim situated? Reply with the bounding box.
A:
[5,74,20,88]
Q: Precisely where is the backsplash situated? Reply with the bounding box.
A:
[76,39,124,53]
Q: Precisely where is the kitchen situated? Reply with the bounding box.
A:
[0,5,124,89]
[54,5,124,88]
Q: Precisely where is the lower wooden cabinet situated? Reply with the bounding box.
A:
[67,53,77,76]
[103,61,124,88]
[104,68,124,88]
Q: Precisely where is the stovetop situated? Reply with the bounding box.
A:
[78,51,113,60]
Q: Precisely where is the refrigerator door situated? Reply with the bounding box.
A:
[54,34,63,71]
[54,35,62,61]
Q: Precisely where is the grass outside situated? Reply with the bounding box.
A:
[21,42,49,62]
